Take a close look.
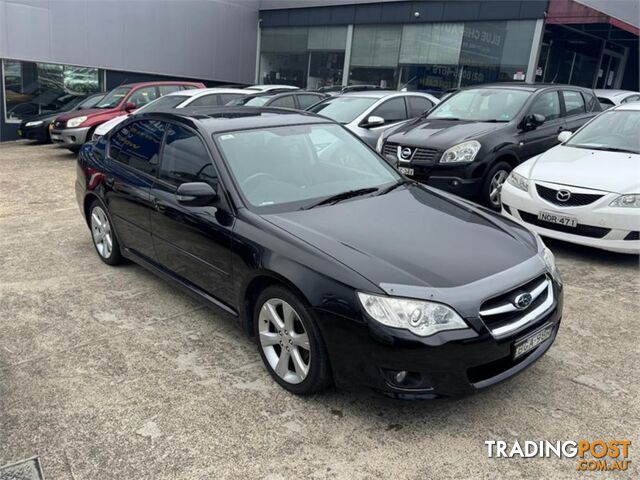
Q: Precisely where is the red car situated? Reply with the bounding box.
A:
[51,81,204,151]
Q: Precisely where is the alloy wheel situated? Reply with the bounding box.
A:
[91,206,113,259]
[489,170,509,207]
[258,298,311,384]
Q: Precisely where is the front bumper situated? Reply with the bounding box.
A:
[51,126,91,146]
[317,284,563,399]
[18,122,51,141]
[501,182,640,254]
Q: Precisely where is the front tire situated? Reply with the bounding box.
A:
[254,286,331,394]
[89,200,123,265]
[482,161,511,210]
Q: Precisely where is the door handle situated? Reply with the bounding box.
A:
[556,126,564,133]
[153,198,166,213]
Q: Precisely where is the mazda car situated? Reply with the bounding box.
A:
[76,107,563,399]
[377,83,601,210]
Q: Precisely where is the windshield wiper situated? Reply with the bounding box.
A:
[302,187,378,210]
[572,145,638,154]
[376,180,408,196]
[478,119,509,123]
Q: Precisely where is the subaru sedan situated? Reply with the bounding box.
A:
[76,107,562,398]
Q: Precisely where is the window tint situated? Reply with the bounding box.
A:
[109,120,165,175]
[371,97,407,123]
[296,94,324,109]
[128,86,158,107]
[188,94,219,107]
[219,93,245,104]
[159,125,217,187]
[529,91,561,121]
[407,96,433,117]
[269,95,296,108]
[159,85,181,95]
[562,91,586,116]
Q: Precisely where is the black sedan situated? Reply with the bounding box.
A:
[75,107,563,398]
[18,92,104,142]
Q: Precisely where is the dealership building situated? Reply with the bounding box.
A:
[0,0,638,142]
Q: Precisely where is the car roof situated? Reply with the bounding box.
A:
[245,85,299,92]
[115,80,203,88]
[140,106,332,132]
[462,82,593,92]
[336,90,401,99]
[613,102,640,111]
[594,89,639,98]
[164,87,249,98]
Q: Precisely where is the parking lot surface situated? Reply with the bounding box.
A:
[1,141,638,479]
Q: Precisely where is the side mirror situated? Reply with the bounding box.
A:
[124,102,138,112]
[557,131,573,143]
[524,113,545,130]
[362,115,385,128]
[175,182,218,206]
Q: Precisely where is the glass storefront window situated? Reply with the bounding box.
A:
[349,25,402,88]
[3,59,103,121]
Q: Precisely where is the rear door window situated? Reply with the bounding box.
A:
[296,94,324,109]
[370,97,407,124]
[159,85,181,95]
[269,95,296,108]
[109,120,165,176]
[407,96,434,117]
[562,90,586,116]
[188,94,219,107]
[219,93,246,104]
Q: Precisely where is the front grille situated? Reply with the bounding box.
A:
[519,210,611,238]
[381,143,440,164]
[624,231,639,241]
[535,184,603,207]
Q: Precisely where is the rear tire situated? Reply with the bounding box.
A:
[254,286,331,394]
[89,200,123,265]
[482,161,511,211]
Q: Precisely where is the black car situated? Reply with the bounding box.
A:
[76,107,563,399]
[17,92,105,142]
[227,90,327,110]
[378,83,601,209]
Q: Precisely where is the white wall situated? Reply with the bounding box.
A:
[0,0,260,83]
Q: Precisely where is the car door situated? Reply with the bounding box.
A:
[521,90,565,159]
[104,119,165,261]
[358,96,408,147]
[149,122,235,304]
[561,89,592,133]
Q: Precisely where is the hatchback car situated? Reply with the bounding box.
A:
[227,90,327,110]
[308,91,439,147]
[51,81,204,151]
[595,89,640,109]
[17,92,104,143]
[501,103,640,254]
[76,107,562,398]
[377,83,601,209]
[91,88,249,141]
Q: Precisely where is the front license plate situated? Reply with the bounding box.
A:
[513,324,554,360]
[537,210,577,227]
[398,166,414,176]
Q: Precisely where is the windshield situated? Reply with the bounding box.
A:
[76,94,105,110]
[565,110,640,154]
[136,95,189,113]
[427,88,531,122]
[307,96,379,123]
[96,86,131,109]
[215,124,401,211]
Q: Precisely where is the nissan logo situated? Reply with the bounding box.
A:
[556,190,571,202]
[513,293,533,310]
[397,147,413,161]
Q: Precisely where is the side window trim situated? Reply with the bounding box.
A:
[560,89,586,117]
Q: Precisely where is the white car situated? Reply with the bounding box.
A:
[595,89,640,109]
[501,103,640,254]
[244,84,299,92]
[92,87,249,140]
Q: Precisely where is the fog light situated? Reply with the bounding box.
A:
[395,370,408,384]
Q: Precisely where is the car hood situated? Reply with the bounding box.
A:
[385,118,505,148]
[263,184,537,290]
[21,112,59,123]
[55,107,117,121]
[525,145,640,193]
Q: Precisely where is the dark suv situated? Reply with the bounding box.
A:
[377,83,601,209]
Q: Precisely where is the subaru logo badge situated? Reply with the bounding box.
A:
[513,293,533,310]
[397,146,413,162]
[556,190,571,202]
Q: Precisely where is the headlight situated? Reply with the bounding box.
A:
[506,171,529,192]
[610,194,640,208]
[440,140,481,163]
[357,292,468,337]
[375,135,384,153]
[533,232,562,285]
[25,120,43,127]
[66,116,87,128]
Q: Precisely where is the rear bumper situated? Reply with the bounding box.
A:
[316,285,563,399]
[51,126,91,146]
